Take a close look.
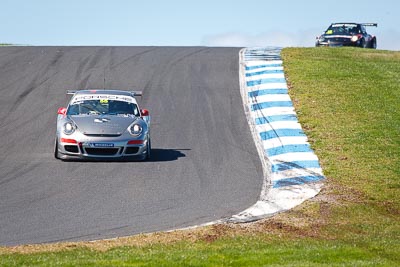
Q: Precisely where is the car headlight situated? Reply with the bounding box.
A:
[128,124,142,136]
[351,35,359,42]
[63,122,76,135]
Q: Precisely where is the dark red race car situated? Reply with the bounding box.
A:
[316,22,377,48]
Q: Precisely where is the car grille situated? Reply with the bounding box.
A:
[85,147,120,156]
[84,133,122,137]
[64,145,79,153]
[125,147,139,154]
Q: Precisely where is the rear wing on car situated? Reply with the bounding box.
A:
[65,90,143,97]
[66,90,76,95]
[362,23,378,27]
[131,91,143,97]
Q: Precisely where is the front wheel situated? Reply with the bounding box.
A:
[370,38,377,49]
[54,139,61,159]
[360,38,367,48]
[146,138,151,160]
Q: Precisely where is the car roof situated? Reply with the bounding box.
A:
[74,89,135,97]
[331,22,359,26]
[69,89,141,105]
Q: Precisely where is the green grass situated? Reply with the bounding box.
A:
[1,47,399,266]
[282,48,399,203]
[0,238,397,266]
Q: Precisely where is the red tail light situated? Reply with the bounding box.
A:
[60,138,77,144]
[128,140,144,145]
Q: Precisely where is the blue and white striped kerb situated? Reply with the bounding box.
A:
[242,47,324,189]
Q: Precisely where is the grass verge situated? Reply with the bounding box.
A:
[1,47,399,266]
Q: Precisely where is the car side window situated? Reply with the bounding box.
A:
[361,25,366,34]
[133,106,139,116]
[67,104,79,115]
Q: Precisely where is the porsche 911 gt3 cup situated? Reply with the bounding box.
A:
[316,22,377,48]
[55,89,151,161]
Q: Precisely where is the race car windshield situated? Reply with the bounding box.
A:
[326,24,359,35]
[67,99,139,116]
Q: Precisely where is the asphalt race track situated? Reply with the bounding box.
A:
[0,46,263,246]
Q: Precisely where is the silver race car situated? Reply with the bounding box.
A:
[55,89,151,161]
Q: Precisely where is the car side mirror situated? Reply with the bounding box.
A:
[141,109,149,116]
[141,109,150,125]
[57,107,67,115]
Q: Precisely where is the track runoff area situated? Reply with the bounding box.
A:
[229,47,324,222]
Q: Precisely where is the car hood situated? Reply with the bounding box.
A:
[323,34,352,39]
[70,115,137,135]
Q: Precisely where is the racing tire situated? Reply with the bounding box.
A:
[370,38,377,49]
[146,138,151,160]
[360,38,367,48]
[54,139,61,159]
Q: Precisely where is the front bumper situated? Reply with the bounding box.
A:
[316,37,360,47]
[56,136,149,161]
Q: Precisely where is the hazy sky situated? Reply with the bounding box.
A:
[2,0,399,50]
